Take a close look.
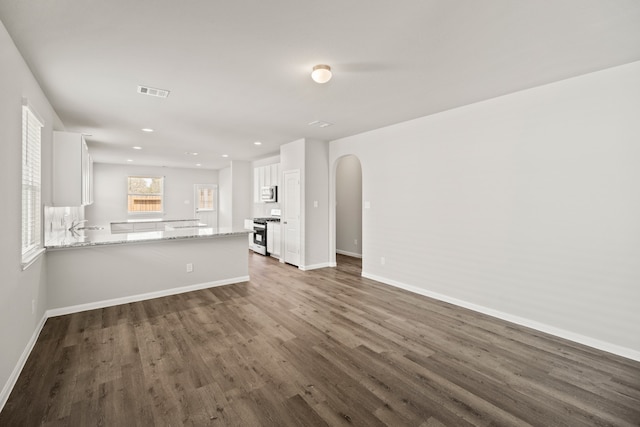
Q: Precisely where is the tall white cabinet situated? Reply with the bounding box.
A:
[53,131,93,206]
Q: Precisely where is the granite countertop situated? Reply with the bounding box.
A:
[45,227,252,249]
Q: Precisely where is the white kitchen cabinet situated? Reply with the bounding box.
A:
[270,163,280,188]
[53,131,93,206]
[253,163,281,203]
[266,221,281,258]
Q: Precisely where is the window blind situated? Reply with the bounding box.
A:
[22,104,43,262]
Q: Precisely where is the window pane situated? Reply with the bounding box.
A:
[128,176,164,213]
[21,104,43,261]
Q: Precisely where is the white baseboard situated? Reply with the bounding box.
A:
[362,271,640,363]
[336,250,362,259]
[0,313,47,412]
[46,276,250,318]
[1,276,251,413]
[300,262,332,271]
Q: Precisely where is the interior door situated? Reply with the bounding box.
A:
[283,170,301,266]
[194,184,218,227]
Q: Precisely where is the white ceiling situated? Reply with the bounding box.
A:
[1,1,640,170]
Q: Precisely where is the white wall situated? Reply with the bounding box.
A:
[231,161,252,229]
[304,139,330,268]
[0,20,63,407]
[336,155,362,257]
[218,166,232,228]
[47,235,249,311]
[85,163,217,226]
[330,61,640,359]
[217,161,252,229]
[279,138,331,269]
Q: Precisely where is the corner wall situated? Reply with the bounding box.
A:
[0,19,63,407]
[330,61,640,358]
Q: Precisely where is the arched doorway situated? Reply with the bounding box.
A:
[334,155,362,274]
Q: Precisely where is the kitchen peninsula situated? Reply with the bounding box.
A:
[45,224,252,316]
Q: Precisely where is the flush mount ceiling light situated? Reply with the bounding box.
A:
[311,64,332,84]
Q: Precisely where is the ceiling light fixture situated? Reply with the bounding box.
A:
[222,154,229,158]
[132,146,142,150]
[141,128,154,132]
[311,64,332,84]
[254,141,262,146]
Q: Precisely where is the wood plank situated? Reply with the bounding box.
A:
[1,253,639,426]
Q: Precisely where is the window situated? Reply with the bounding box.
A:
[127,176,164,213]
[22,102,44,267]
[196,184,215,211]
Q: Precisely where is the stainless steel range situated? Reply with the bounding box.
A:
[251,209,280,255]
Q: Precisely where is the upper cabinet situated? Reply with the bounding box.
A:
[53,131,93,206]
[253,163,280,203]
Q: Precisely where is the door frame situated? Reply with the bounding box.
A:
[282,169,302,267]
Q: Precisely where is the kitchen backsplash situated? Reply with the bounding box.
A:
[44,206,85,235]
[253,202,281,218]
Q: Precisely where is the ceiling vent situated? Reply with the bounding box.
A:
[308,120,333,128]
[137,85,170,98]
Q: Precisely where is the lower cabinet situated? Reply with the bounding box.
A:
[266,221,281,258]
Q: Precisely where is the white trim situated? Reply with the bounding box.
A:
[299,262,332,271]
[21,247,45,271]
[0,313,47,412]
[362,271,640,363]
[46,276,249,318]
[1,276,250,412]
[336,249,362,259]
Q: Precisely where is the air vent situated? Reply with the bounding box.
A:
[308,120,333,128]
[137,85,170,98]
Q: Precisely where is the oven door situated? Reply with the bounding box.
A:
[252,222,267,254]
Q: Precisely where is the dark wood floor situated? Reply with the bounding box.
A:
[2,253,639,426]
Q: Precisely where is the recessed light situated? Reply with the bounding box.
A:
[222,154,229,158]
[132,146,142,150]
[126,159,133,162]
[196,163,202,167]
[254,141,262,146]
[184,151,199,156]
[141,128,154,132]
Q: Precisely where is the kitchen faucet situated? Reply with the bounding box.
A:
[69,219,88,232]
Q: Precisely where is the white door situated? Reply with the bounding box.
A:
[194,184,218,227]
[283,170,301,266]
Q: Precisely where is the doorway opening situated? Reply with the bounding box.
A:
[194,184,218,228]
[335,155,362,275]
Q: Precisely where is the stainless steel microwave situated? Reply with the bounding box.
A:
[261,185,278,202]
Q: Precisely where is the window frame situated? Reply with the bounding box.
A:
[21,100,45,269]
[127,176,165,214]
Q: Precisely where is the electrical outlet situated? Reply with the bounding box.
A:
[186,263,193,273]
[354,239,358,246]
[31,299,36,314]
[380,257,386,266]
